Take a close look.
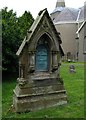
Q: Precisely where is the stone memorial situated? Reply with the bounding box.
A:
[13,8,67,112]
[69,65,76,73]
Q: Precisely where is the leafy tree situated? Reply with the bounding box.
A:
[17,11,34,41]
[2,7,18,73]
[2,7,34,76]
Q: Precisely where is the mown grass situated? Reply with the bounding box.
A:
[2,62,84,119]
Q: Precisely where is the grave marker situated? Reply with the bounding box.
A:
[13,8,67,112]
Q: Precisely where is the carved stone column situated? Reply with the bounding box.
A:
[17,62,27,87]
[52,51,58,72]
[28,51,35,73]
[19,63,25,78]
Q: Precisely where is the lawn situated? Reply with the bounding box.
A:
[2,62,84,119]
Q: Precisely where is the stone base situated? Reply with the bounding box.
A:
[13,91,67,112]
[13,76,67,112]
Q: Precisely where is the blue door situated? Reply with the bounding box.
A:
[35,44,48,71]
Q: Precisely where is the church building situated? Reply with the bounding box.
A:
[51,0,85,62]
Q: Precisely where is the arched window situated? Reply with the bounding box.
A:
[35,34,50,71]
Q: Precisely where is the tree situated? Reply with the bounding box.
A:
[17,11,34,41]
[2,7,34,75]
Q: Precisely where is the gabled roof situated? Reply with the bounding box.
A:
[52,7,79,23]
[16,8,63,56]
[16,37,26,56]
[16,9,47,56]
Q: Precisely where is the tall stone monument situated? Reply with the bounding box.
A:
[13,8,67,112]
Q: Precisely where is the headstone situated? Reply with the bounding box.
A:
[13,8,67,112]
[69,65,76,73]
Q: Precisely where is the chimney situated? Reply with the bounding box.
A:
[56,0,65,8]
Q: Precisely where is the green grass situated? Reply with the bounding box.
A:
[2,62,84,118]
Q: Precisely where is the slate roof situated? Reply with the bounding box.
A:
[52,7,79,23]
[51,7,65,14]
[16,8,63,56]
[78,6,86,21]
[51,4,86,23]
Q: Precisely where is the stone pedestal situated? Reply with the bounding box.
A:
[13,73,67,112]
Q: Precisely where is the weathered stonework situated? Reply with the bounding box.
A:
[13,8,67,112]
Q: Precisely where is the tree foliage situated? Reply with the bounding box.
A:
[2,7,34,74]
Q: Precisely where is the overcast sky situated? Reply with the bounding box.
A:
[0,0,85,18]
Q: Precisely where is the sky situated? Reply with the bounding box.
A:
[0,0,85,18]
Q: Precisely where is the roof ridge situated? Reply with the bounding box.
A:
[26,9,47,42]
[50,6,65,14]
[54,7,78,22]
[64,7,78,10]
[67,8,78,20]
[16,36,26,56]
[38,8,47,16]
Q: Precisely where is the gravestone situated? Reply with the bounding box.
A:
[13,8,67,112]
[69,65,76,73]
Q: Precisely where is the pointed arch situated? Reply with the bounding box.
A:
[35,33,51,71]
[34,32,57,51]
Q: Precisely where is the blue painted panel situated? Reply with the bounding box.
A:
[36,45,48,71]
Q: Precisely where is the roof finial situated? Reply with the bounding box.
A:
[56,0,65,8]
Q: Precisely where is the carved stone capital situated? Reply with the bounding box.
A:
[28,66,35,73]
[52,65,58,72]
[17,78,27,87]
[28,51,35,54]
